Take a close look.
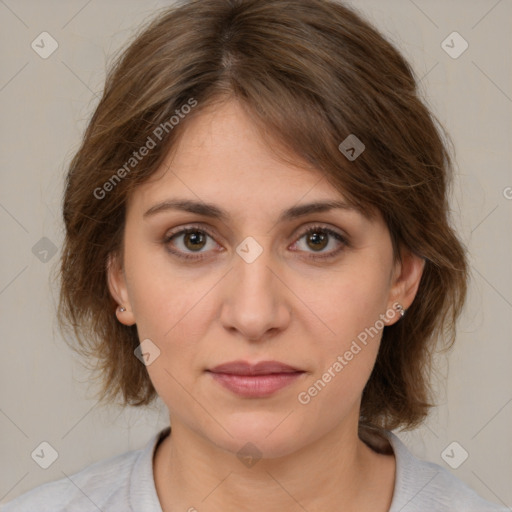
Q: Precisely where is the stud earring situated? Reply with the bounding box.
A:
[118,306,126,312]
[395,303,405,318]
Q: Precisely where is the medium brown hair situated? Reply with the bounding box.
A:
[57,0,468,431]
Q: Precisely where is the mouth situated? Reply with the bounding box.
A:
[208,360,303,375]
[206,360,306,397]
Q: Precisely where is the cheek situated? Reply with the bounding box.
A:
[309,262,391,350]
[295,299,384,424]
[295,260,391,404]
[123,236,209,338]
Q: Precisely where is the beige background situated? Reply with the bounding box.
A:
[1,0,511,507]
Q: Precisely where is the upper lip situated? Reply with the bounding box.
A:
[208,360,303,375]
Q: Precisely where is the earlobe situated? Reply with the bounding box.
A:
[106,253,136,326]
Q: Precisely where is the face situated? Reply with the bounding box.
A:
[108,98,424,458]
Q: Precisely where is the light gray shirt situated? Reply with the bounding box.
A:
[1,426,509,511]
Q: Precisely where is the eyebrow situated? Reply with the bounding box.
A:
[143,198,359,223]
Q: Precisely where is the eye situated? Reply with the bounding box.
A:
[163,225,219,261]
[291,224,348,261]
[162,223,348,262]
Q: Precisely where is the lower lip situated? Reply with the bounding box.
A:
[207,371,304,397]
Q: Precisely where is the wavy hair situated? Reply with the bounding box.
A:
[57,0,468,432]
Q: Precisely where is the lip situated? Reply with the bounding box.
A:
[209,360,302,375]
[206,360,305,398]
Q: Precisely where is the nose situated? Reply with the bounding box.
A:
[219,240,292,343]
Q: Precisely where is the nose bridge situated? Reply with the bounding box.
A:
[236,241,275,299]
[220,235,290,340]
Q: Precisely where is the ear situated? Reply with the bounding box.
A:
[386,246,425,325]
[107,252,136,326]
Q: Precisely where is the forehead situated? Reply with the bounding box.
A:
[124,101,378,232]
[127,99,374,226]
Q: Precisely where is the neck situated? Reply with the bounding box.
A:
[153,416,396,512]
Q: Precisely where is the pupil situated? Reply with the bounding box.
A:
[308,231,327,251]
[185,232,205,250]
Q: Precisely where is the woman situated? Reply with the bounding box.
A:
[2,0,507,510]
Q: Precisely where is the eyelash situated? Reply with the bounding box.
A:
[162,223,348,262]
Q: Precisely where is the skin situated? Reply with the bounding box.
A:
[108,98,425,512]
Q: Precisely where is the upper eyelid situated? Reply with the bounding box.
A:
[165,221,347,238]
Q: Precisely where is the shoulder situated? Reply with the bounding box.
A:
[0,428,169,512]
[0,450,137,512]
[382,430,509,512]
